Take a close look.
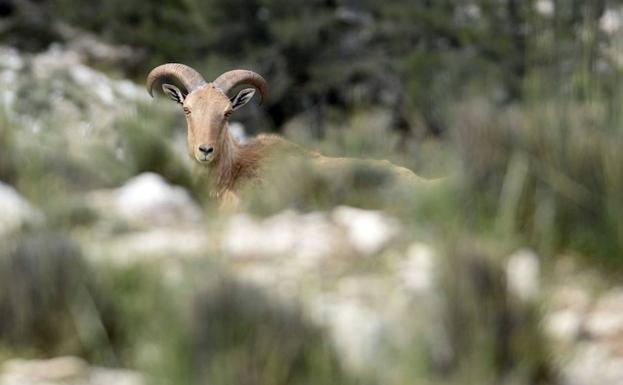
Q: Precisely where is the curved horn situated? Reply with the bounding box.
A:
[213,70,268,105]
[146,63,207,97]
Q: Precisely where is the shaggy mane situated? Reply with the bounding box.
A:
[210,129,297,198]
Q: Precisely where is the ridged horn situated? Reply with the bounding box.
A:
[146,63,207,97]
[212,70,268,104]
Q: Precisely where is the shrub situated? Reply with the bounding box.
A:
[453,98,623,263]
[192,279,362,385]
[0,231,124,363]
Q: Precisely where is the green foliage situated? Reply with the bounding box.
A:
[192,279,361,385]
[241,155,401,214]
[2,1,623,383]
[438,248,552,385]
[98,263,195,385]
[117,102,194,191]
[5,0,621,136]
[453,98,623,264]
[0,110,16,184]
[0,231,124,363]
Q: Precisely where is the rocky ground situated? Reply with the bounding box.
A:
[1,43,623,384]
[2,169,623,384]
[0,356,143,385]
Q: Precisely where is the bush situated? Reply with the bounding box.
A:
[438,248,552,384]
[0,110,16,184]
[117,103,194,193]
[192,279,362,385]
[453,98,623,264]
[0,231,124,363]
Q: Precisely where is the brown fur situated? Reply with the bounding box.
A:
[198,126,430,209]
[195,129,302,206]
[173,82,430,208]
[213,134,281,195]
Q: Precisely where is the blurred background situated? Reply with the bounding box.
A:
[1,0,623,384]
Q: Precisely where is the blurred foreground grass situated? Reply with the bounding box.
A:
[0,59,622,385]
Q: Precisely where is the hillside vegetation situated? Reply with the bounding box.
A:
[0,1,622,384]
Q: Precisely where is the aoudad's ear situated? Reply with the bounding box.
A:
[230,88,256,111]
[162,83,187,104]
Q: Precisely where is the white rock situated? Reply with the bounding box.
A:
[263,211,338,263]
[0,182,43,236]
[1,356,88,383]
[400,243,436,293]
[545,309,584,343]
[116,80,147,101]
[32,45,82,79]
[0,46,24,71]
[222,206,399,263]
[332,206,399,256]
[601,8,622,34]
[0,43,147,163]
[505,248,540,302]
[0,356,144,385]
[0,47,22,110]
[544,285,591,342]
[553,288,623,385]
[69,65,115,105]
[585,289,623,339]
[310,295,384,373]
[464,4,481,18]
[114,173,202,227]
[458,4,481,19]
[562,343,623,385]
[223,212,293,259]
[222,210,341,263]
[551,285,592,310]
[535,0,554,16]
[89,368,144,385]
[87,228,211,265]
